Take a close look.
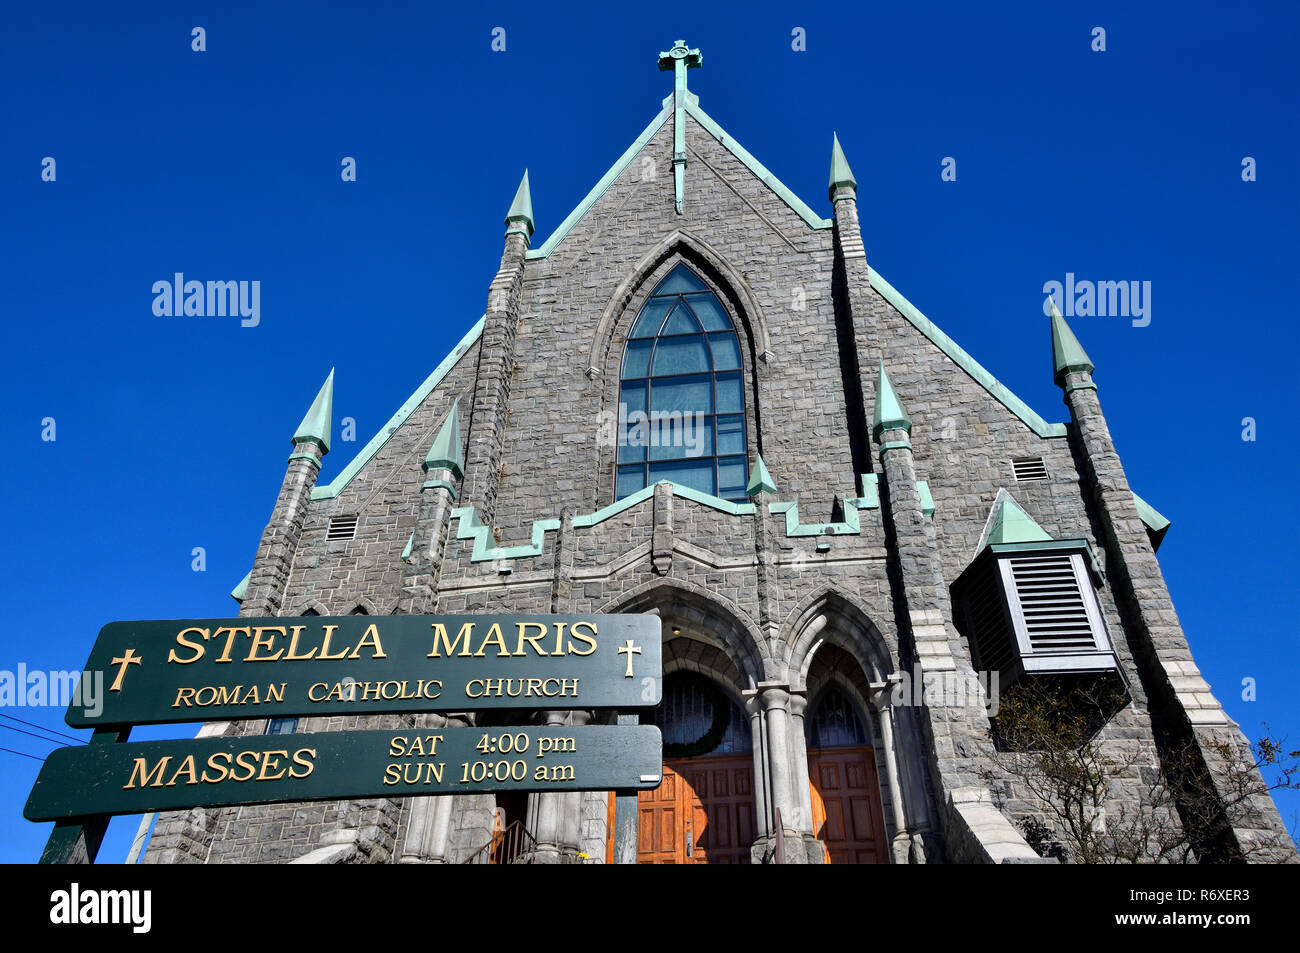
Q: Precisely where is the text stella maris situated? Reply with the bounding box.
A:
[164,620,599,665]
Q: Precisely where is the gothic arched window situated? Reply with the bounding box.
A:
[616,265,749,502]
[807,687,869,748]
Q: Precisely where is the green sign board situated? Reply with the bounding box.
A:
[67,614,662,728]
[25,725,664,821]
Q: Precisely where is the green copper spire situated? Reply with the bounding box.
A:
[981,490,1053,548]
[505,169,534,238]
[746,454,777,497]
[658,40,702,214]
[1049,297,1095,384]
[292,368,334,453]
[423,399,464,479]
[828,132,857,200]
[872,362,911,441]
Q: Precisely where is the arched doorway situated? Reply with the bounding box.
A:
[806,684,890,863]
[636,671,755,864]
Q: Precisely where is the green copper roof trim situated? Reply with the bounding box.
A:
[768,490,880,538]
[747,454,777,497]
[453,481,756,563]
[230,570,250,603]
[505,170,534,238]
[868,268,1068,438]
[828,132,857,199]
[878,440,913,458]
[685,98,833,231]
[311,317,485,501]
[858,473,880,508]
[421,479,458,498]
[872,361,912,440]
[1050,298,1095,383]
[525,99,674,260]
[979,489,1053,550]
[401,532,414,563]
[1133,491,1171,551]
[292,368,334,452]
[917,480,935,518]
[423,399,465,479]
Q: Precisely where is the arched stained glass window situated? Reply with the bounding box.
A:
[616,265,749,502]
[807,687,869,748]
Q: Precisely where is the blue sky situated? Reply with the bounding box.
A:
[1,1,1296,862]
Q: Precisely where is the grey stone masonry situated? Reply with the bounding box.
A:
[1060,368,1296,862]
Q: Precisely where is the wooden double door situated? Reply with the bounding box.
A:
[637,754,754,863]
[633,746,888,864]
[808,746,889,863]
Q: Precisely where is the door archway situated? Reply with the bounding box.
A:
[806,684,890,863]
[637,671,756,864]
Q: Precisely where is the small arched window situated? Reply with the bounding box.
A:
[807,687,869,748]
[616,265,749,502]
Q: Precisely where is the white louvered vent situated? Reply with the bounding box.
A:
[1006,555,1096,651]
[326,515,359,541]
[965,564,1015,674]
[1012,456,1048,482]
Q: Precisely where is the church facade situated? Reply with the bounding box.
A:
[145,42,1294,864]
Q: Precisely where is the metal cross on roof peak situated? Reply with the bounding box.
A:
[657,41,702,215]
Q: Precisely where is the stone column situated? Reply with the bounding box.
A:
[745,692,770,839]
[528,709,569,863]
[758,682,799,861]
[870,682,912,863]
[787,691,820,862]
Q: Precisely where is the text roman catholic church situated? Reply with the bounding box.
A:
[144,42,1294,864]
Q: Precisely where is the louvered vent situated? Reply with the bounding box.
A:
[1007,555,1096,651]
[1012,456,1048,482]
[965,565,1016,674]
[326,515,359,541]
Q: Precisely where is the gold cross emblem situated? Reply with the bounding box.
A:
[617,639,642,678]
[109,649,142,692]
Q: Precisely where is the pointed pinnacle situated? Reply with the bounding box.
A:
[424,398,464,479]
[747,454,777,497]
[504,169,534,238]
[292,368,334,453]
[829,132,857,200]
[1049,298,1095,385]
[872,362,911,441]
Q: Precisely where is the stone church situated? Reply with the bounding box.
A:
[145,42,1293,864]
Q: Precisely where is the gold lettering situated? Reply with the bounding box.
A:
[567,621,597,656]
[201,752,232,783]
[284,625,317,661]
[383,764,401,786]
[465,679,484,698]
[551,621,567,656]
[231,750,261,782]
[428,622,474,657]
[349,623,387,659]
[526,677,543,696]
[246,626,285,662]
[473,623,511,657]
[389,736,408,757]
[542,678,560,697]
[308,682,328,702]
[559,677,579,696]
[166,755,199,787]
[124,756,172,790]
[168,627,208,664]
[515,622,550,657]
[172,686,196,708]
[258,750,288,781]
[267,683,285,703]
[289,748,317,778]
[317,624,348,660]
[212,626,250,663]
